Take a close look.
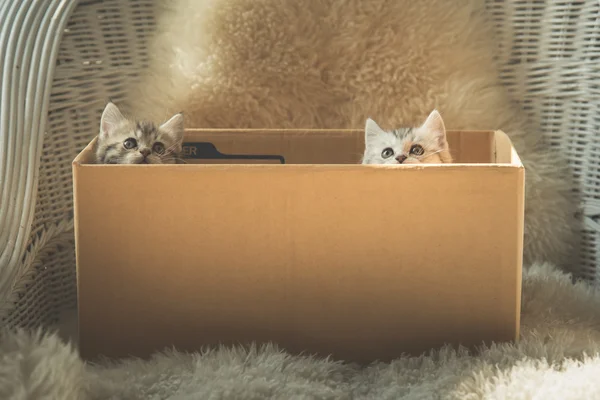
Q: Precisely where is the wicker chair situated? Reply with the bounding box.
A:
[0,0,598,332]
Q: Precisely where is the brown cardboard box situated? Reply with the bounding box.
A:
[72,129,524,363]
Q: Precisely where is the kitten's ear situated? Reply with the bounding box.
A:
[365,118,384,144]
[421,109,447,146]
[160,112,185,143]
[100,102,126,138]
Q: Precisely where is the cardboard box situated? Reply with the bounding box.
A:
[72,129,524,363]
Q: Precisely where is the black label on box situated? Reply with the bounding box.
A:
[182,142,285,164]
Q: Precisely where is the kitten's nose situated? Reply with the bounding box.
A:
[139,149,151,157]
[396,155,407,164]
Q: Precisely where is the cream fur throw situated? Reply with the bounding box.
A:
[2,263,600,399]
[127,0,580,271]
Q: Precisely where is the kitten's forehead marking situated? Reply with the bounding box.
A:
[392,128,414,139]
[135,121,158,138]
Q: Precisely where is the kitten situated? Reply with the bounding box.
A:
[362,110,452,165]
[95,102,185,164]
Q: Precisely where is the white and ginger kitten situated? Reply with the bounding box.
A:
[362,110,452,165]
[95,102,185,164]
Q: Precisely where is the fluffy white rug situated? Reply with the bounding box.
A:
[2,263,600,399]
[127,0,580,272]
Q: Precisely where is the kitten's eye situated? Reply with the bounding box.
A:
[410,144,424,156]
[152,142,165,154]
[381,148,394,158]
[123,138,137,149]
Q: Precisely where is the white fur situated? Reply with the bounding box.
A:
[362,110,450,164]
[421,109,446,142]
[365,118,384,143]
[4,263,600,398]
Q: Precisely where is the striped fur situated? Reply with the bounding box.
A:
[95,102,185,164]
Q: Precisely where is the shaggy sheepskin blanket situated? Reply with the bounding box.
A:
[127,0,580,271]
[2,263,600,399]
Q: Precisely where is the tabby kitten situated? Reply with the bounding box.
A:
[362,110,452,165]
[95,102,185,164]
